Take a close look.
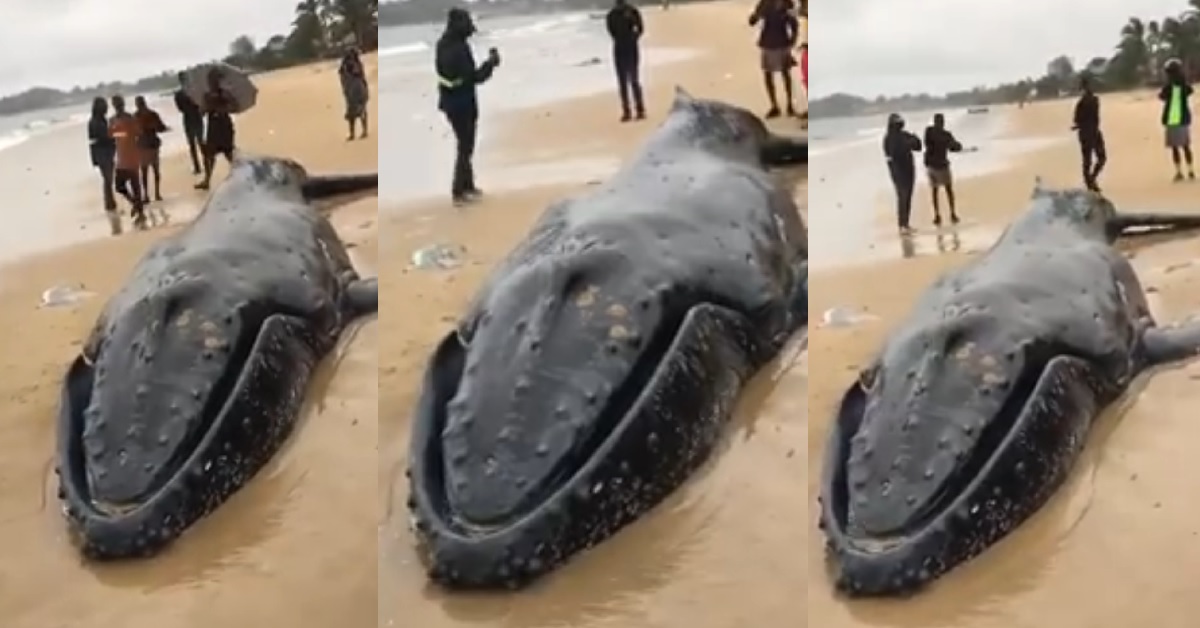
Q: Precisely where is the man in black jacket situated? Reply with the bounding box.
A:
[923,113,964,226]
[86,97,117,213]
[436,7,500,206]
[1072,74,1105,192]
[173,72,204,175]
[883,113,923,234]
[606,0,645,122]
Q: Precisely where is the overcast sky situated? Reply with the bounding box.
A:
[0,0,299,96]
[813,0,1195,98]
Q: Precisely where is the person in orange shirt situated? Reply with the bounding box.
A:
[134,95,168,203]
[108,95,147,228]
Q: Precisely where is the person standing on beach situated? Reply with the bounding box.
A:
[134,96,168,203]
[340,47,370,140]
[1071,75,1105,192]
[174,72,204,175]
[1160,58,1195,182]
[108,95,147,229]
[87,97,117,214]
[749,0,800,118]
[435,7,501,207]
[606,0,646,122]
[883,113,922,234]
[196,68,238,191]
[923,113,964,226]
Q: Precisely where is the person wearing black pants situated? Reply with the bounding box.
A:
[1072,75,1106,192]
[607,0,645,122]
[883,113,923,234]
[86,97,117,214]
[174,72,205,175]
[435,8,500,206]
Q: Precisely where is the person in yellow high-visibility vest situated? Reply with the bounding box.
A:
[1160,58,1195,182]
[435,8,501,206]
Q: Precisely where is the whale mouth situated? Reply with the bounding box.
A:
[829,345,1085,546]
[60,313,266,522]
[417,305,692,535]
[822,346,1106,593]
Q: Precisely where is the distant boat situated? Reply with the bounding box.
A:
[967,107,990,115]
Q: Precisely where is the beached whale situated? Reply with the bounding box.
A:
[819,185,1200,596]
[407,88,808,589]
[56,154,378,559]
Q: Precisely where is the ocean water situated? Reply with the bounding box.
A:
[0,93,180,158]
[377,14,697,204]
[808,108,1065,268]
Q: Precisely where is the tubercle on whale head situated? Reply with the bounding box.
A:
[436,260,680,529]
[842,320,1020,538]
[73,280,264,514]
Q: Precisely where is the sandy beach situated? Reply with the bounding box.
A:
[0,56,379,627]
[378,2,807,627]
[807,96,1200,625]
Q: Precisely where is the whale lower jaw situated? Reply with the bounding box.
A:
[408,303,771,589]
[819,355,1122,597]
[56,314,322,560]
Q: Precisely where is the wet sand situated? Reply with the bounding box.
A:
[0,57,379,627]
[378,2,808,627]
[808,95,1200,626]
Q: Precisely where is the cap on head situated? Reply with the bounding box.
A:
[887,112,904,128]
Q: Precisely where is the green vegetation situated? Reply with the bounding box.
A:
[811,0,1200,118]
[0,0,379,117]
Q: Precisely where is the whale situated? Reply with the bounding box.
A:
[819,185,1200,596]
[406,88,809,589]
[56,154,378,559]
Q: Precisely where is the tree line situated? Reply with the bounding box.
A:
[0,0,378,117]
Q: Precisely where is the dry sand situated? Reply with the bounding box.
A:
[808,95,1200,626]
[378,2,808,627]
[0,56,379,628]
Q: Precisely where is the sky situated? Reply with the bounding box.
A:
[0,0,300,96]
[813,0,1196,99]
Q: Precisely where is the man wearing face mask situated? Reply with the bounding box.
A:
[436,7,501,207]
[883,113,923,234]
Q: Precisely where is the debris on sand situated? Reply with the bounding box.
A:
[411,243,466,270]
[40,284,95,308]
[821,306,877,328]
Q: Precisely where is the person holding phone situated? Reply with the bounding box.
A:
[435,7,501,207]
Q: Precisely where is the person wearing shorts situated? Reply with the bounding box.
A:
[1160,58,1195,181]
[748,0,799,118]
[108,95,147,229]
[923,113,964,226]
[134,95,167,203]
[196,68,237,190]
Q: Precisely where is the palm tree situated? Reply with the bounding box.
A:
[1108,17,1151,87]
[320,0,379,51]
[287,0,327,60]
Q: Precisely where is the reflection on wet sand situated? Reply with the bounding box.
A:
[3,322,377,628]
[807,237,1200,628]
